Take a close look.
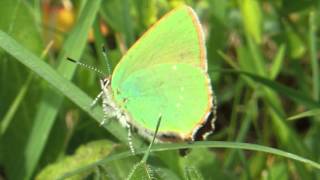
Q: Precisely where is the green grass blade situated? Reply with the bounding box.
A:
[243,71,320,108]
[59,141,320,179]
[22,1,102,179]
[0,23,136,158]
[0,2,138,178]
[142,116,161,163]
[0,28,130,177]
[126,162,157,180]
[287,109,320,121]
[308,11,319,101]
[239,0,262,44]
[0,74,32,137]
[100,0,134,47]
[270,44,286,79]
[216,69,320,109]
[126,116,162,180]
[224,93,257,168]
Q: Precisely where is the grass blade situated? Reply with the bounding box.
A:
[308,11,319,101]
[288,109,320,121]
[0,27,131,177]
[59,141,320,179]
[0,2,138,179]
[270,44,286,80]
[216,69,320,109]
[22,1,102,179]
[0,74,32,137]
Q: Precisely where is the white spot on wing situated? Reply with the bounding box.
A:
[172,65,177,70]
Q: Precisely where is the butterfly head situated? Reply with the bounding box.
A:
[100,77,111,90]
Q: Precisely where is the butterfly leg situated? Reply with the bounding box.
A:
[211,91,218,129]
[90,91,104,108]
[100,95,113,126]
[126,122,135,154]
[100,105,109,126]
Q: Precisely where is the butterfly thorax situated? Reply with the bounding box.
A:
[100,77,131,128]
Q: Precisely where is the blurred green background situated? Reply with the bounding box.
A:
[1,0,320,179]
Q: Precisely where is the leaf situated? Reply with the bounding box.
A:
[184,166,204,180]
[36,140,114,180]
[127,162,159,180]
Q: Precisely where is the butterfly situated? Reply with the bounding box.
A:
[98,5,217,143]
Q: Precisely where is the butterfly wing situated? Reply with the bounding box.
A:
[111,6,213,140]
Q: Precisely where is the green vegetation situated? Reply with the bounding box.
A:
[0,0,320,179]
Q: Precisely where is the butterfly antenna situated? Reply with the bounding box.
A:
[66,57,106,77]
[102,46,112,76]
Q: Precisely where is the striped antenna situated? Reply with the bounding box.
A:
[66,57,106,77]
[102,46,112,76]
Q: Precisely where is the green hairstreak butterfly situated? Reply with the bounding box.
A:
[99,5,216,142]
